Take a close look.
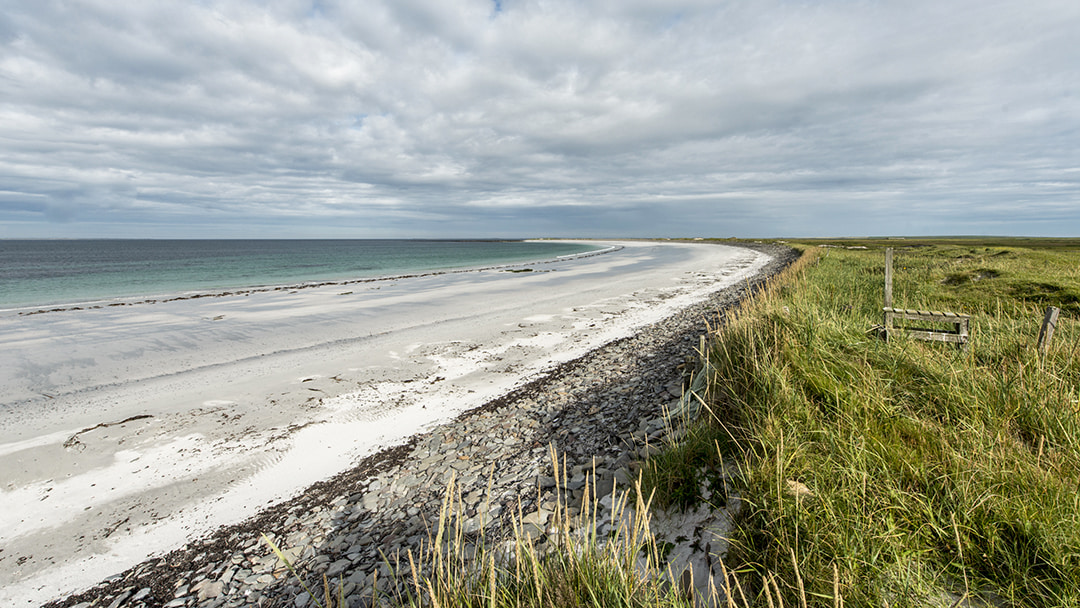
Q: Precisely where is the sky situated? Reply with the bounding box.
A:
[1,0,1078,239]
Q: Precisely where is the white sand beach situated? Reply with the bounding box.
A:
[0,240,770,605]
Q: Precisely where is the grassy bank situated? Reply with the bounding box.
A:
[291,240,1080,608]
[645,240,1080,606]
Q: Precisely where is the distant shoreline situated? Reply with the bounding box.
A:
[0,239,608,315]
[8,244,620,317]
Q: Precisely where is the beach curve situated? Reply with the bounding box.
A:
[0,240,782,606]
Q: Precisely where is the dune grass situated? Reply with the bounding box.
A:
[644,241,1080,606]
[398,450,693,608]
[269,444,804,608]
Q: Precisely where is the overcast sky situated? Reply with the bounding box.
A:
[2,0,1078,239]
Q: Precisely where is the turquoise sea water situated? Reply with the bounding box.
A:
[0,240,600,310]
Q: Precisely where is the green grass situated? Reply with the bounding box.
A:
[644,241,1080,606]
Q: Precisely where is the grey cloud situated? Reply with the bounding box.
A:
[1,0,1078,237]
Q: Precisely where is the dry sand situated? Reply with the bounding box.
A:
[0,240,770,605]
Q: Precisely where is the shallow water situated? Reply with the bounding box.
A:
[0,239,599,309]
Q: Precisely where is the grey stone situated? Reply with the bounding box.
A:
[565,479,586,491]
[106,591,131,608]
[198,581,224,601]
[326,558,351,577]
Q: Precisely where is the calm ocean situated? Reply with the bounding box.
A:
[0,239,600,310]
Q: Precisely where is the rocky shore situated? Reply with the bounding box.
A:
[43,243,798,608]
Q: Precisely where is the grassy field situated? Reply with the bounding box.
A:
[645,239,1080,606]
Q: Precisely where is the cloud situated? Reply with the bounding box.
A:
[0,0,1078,237]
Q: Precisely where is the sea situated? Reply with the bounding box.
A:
[0,239,601,310]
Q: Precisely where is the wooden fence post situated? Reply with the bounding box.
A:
[1037,306,1060,354]
[884,248,893,309]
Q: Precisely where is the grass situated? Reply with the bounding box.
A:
[644,241,1080,606]
[400,449,692,608]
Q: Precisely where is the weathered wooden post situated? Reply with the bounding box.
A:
[884,248,893,309]
[880,248,970,349]
[1037,306,1060,355]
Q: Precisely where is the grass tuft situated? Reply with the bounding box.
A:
[400,449,696,608]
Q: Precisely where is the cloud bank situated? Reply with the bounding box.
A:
[2,0,1078,237]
